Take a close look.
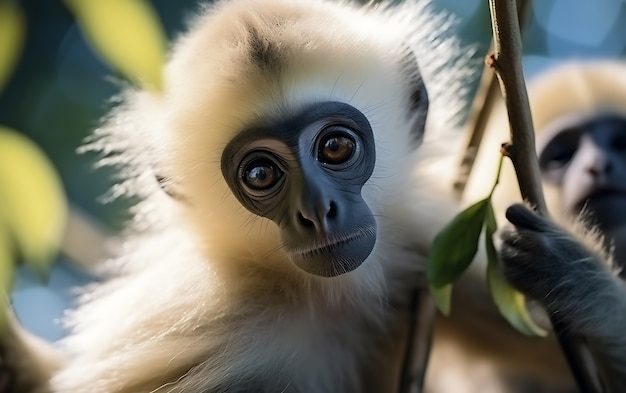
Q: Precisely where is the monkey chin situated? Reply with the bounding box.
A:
[288,230,377,277]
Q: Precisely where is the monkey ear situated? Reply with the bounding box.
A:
[155,174,185,201]
[400,47,429,144]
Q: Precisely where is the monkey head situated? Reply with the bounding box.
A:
[531,62,626,232]
[464,61,626,232]
[154,0,430,278]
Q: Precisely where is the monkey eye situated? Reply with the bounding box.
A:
[543,149,575,170]
[241,157,284,191]
[318,131,356,165]
[540,130,579,171]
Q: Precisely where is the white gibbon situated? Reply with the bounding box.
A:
[499,62,626,392]
[3,0,474,392]
[427,61,626,393]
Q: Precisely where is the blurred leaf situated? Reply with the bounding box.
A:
[0,1,26,93]
[0,222,15,293]
[0,127,67,280]
[430,283,452,316]
[427,198,489,288]
[0,223,11,329]
[484,201,547,337]
[65,0,166,91]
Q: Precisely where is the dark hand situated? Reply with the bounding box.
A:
[499,203,600,303]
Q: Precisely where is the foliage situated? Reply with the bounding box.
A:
[427,156,547,336]
[0,127,67,283]
[0,0,166,329]
[64,0,166,91]
[0,2,67,309]
[0,1,25,93]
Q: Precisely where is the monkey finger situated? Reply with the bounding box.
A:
[504,203,553,232]
[500,225,551,255]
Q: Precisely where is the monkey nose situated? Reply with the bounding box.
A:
[587,158,612,176]
[297,201,338,233]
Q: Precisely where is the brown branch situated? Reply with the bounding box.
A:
[487,1,546,214]
[453,53,501,198]
[453,0,532,198]
[487,0,600,391]
[398,289,436,393]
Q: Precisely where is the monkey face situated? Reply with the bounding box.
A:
[221,102,377,277]
[539,113,626,229]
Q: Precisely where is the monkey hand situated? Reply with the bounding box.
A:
[499,203,605,307]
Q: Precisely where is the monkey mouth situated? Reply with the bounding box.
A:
[579,188,626,207]
[577,188,626,228]
[291,230,366,257]
[288,226,377,277]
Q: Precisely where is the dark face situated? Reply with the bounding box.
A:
[221,102,377,277]
[539,114,626,230]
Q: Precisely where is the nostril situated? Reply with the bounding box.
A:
[298,212,314,228]
[327,201,337,219]
[588,159,612,176]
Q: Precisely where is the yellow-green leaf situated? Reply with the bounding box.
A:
[0,222,15,293]
[0,1,26,93]
[484,201,547,337]
[0,223,12,329]
[427,198,489,288]
[65,0,166,91]
[430,283,452,316]
[0,127,67,279]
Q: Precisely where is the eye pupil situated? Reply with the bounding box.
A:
[547,151,574,169]
[243,159,282,190]
[319,134,355,164]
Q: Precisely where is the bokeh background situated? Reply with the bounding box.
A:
[2,0,626,342]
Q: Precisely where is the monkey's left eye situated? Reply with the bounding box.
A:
[242,158,283,191]
[318,132,356,165]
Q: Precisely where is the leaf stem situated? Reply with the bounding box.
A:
[488,152,505,198]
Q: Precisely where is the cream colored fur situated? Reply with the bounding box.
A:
[15,1,473,392]
[425,62,626,393]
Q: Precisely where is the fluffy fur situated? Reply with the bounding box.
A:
[8,1,475,392]
[427,61,626,393]
[500,204,626,392]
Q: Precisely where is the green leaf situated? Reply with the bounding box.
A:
[0,223,12,330]
[64,0,166,91]
[430,283,452,316]
[0,1,25,93]
[0,127,67,280]
[0,222,15,293]
[427,198,489,288]
[484,201,547,337]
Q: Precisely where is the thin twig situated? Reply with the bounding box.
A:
[487,0,600,391]
[398,289,436,393]
[452,54,501,197]
[453,0,532,198]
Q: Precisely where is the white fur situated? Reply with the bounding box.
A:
[32,1,473,392]
[428,61,626,393]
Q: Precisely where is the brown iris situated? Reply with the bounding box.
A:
[319,134,355,165]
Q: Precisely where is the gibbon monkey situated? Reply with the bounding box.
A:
[428,61,626,393]
[499,62,626,391]
[2,0,473,392]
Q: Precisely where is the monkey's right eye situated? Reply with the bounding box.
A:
[540,131,579,171]
[544,149,575,170]
[242,158,284,191]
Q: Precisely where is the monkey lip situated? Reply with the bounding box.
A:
[288,226,377,277]
[576,188,626,228]
[581,188,626,206]
[291,231,366,256]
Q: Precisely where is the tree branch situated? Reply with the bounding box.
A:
[453,0,532,198]
[487,0,600,391]
[398,289,436,393]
